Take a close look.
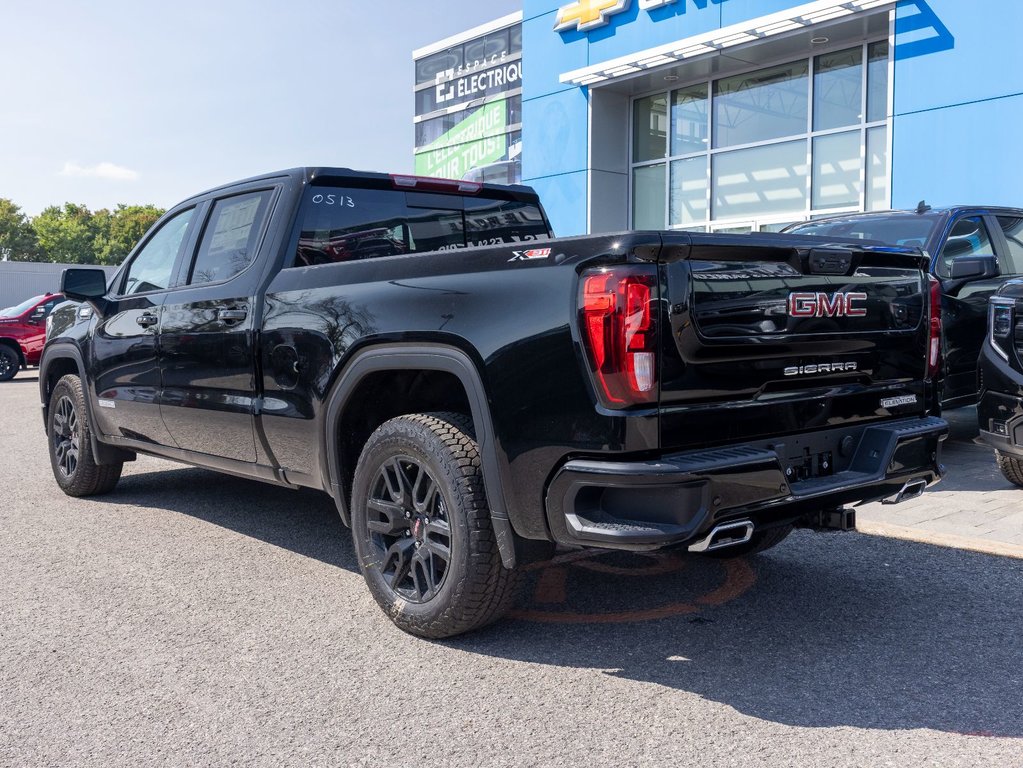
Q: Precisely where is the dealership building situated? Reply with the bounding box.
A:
[416,0,1021,237]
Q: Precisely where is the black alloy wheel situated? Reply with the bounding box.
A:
[52,395,80,478]
[366,455,452,603]
[351,412,519,638]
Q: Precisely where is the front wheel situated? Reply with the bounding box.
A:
[995,451,1023,488]
[351,412,518,639]
[47,374,122,496]
[0,345,19,382]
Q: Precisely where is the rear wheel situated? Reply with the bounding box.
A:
[702,524,793,559]
[351,412,518,639]
[47,374,122,496]
[0,345,19,382]
[995,451,1023,488]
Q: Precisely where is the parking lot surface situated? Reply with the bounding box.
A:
[2,371,1021,766]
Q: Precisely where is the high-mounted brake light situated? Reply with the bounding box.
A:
[928,275,942,378]
[389,174,481,194]
[579,267,658,406]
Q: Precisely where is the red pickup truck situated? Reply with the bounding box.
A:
[0,293,65,381]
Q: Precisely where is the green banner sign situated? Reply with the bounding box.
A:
[415,100,508,179]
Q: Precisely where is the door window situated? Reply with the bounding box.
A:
[936,216,995,278]
[996,217,1023,274]
[121,208,195,295]
[188,191,273,285]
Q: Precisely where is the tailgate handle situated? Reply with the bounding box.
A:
[809,249,853,275]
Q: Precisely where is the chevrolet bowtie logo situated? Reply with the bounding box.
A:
[554,0,630,32]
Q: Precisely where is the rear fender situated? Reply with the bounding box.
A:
[322,343,517,569]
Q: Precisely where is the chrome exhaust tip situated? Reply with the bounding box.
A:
[688,520,755,553]
[882,478,928,505]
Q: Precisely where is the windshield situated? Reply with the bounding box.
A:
[786,215,939,249]
[0,295,45,318]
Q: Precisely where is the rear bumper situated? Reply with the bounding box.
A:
[545,416,948,551]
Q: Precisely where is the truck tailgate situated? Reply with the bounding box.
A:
[658,232,931,453]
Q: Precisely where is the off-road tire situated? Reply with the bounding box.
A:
[351,412,518,639]
[995,451,1023,488]
[47,374,122,496]
[0,345,19,382]
[702,523,793,559]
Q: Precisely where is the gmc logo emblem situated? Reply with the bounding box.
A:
[788,291,868,318]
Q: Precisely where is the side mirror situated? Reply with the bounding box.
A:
[950,254,999,281]
[61,268,108,304]
[27,307,45,325]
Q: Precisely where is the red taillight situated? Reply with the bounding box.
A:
[928,275,942,378]
[580,268,658,406]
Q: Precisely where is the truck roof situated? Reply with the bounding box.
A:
[181,167,541,208]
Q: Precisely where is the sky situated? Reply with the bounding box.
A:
[0,0,522,216]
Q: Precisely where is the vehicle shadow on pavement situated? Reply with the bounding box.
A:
[107,465,357,572]
[101,461,1022,738]
[460,532,1023,738]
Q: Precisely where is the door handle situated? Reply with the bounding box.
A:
[218,308,248,322]
[136,313,158,328]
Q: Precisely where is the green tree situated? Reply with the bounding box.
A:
[93,204,164,265]
[32,203,99,264]
[0,198,39,261]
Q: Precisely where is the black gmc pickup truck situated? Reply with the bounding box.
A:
[43,168,947,638]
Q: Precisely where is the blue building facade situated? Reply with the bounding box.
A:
[515,0,1023,236]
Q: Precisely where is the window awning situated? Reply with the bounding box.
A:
[559,0,895,87]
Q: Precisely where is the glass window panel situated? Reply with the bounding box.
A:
[996,217,1023,274]
[633,164,666,229]
[190,191,272,285]
[712,140,808,220]
[866,125,889,211]
[122,209,194,295]
[813,48,863,131]
[633,94,668,162]
[812,131,862,210]
[416,48,463,87]
[760,221,799,233]
[669,156,708,226]
[713,61,809,148]
[867,41,890,123]
[671,84,708,156]
[936,217,995,277]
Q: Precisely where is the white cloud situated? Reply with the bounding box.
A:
[59,161,139,181]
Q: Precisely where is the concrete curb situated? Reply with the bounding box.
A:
[858,520,1023,561]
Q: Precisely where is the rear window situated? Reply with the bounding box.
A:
[292,186,550,268]
[786,215,938,248]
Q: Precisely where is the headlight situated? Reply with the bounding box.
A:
[45,314,53,338]
[989,300,1015,361]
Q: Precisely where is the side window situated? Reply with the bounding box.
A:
[996,216,1023,275]
[121,208,195,295]
[189,191,272,285]
[41,297,63,316]
[936,216,995,278]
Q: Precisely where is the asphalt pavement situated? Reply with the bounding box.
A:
[2,370,1021,766]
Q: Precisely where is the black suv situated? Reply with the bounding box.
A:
[787,207,1023,408]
